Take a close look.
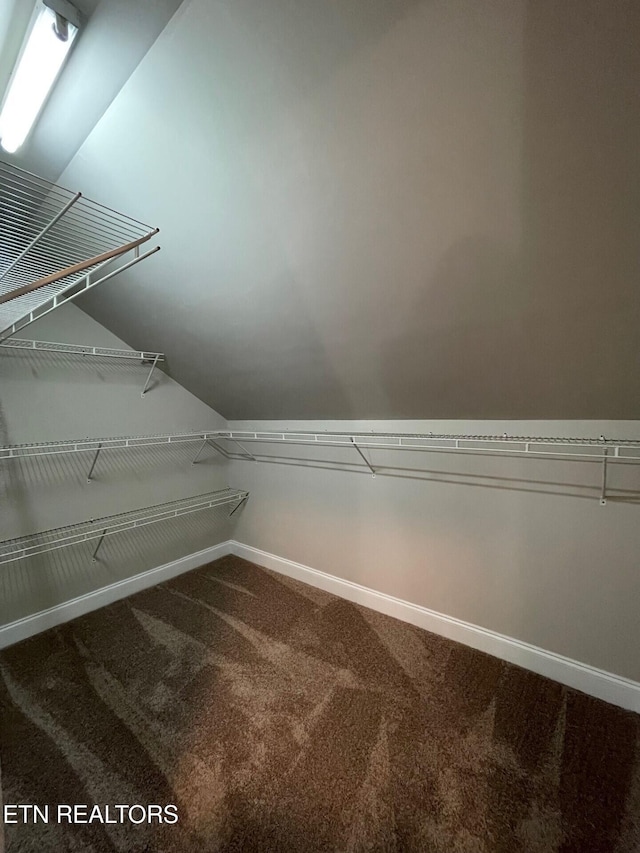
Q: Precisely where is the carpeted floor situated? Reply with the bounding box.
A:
[1,555,639,853]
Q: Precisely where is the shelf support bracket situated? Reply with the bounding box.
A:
[141,354,160,397]
[92,529,107,562]
[87,444,102,483]
[206,439,232,459]
[229,495,248,517]
[600,450,608,506]
[351,437,375,477]
[230,438,257,461]
[191,438,209,465]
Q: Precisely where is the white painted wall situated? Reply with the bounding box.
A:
[229,419,640,682]
[0,304,233,624]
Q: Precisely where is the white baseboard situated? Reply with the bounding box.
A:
[3,538,639,713]
[0,541,232,651]
[229,541,640,714]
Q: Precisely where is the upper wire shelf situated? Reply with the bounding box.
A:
[5,428,638,465]
[0,160,160,341]
[0,488,249,565]
[0,337,164,362]
[2,428,637,504]
[212,430,640,505]
[0,430,220,461]
[0,338,166,395]
[214,430,640,461]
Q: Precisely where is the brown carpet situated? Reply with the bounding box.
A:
[1,555,639,853]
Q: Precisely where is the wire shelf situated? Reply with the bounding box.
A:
[0,488,249,565]
[0,338,165,394]
[214,430,640,461]
[212,430,640,505]
[3,429,637,505]
[0,338,164,362]
[4,428,638,465]
[0,430,221,461]
[0,160,159,341]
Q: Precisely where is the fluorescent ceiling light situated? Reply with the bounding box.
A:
[0,1,79,154]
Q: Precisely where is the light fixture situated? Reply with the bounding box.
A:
[0,0,81,154]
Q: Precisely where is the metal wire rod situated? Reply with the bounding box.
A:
[229,495,248,516]
[0,192,82,280]
[0,159,159,337]
[218,429,640,447]
[86,444,102,483]
[0,187,142,236]
[228,437,258,461]
[600,451,609,506]
[0,203,142,244]
[0,222,141,263]
[0,161,150,228]
[0,252,116,336]
[350,437,376,476]
[205,439,233,460]
[215,430,640,460]
[0,338,165,362]
[0,209,143,256]
[0,229,159,306]
[0,245,161,341]
[0,430,224,461]
[191,438,209,465]
[0,218,130,254]
[91,529,107,562]
[0,337,165,396]
[3,427,638,463]
[215,430,640,504]
[0,489,250,565]
[141,353,160,397]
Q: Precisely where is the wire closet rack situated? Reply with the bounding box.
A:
[0,430,223,481]
[0,488,249,565]
[0,337,165,395]
[3,429,638,504]
[0,159,160,342]
[210,430,640,505]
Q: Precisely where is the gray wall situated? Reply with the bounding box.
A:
[59,0,640,419]
[229,419,640,682]
[0,304,232,625]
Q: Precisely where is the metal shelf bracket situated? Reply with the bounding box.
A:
[141,354,160,397]
[351,437,376,477]
[87,443,102,483]
[600,449,608,506]
[229,495,248,517]
[191,438,209,465]
[0,488,250,566]
[91,528,107,562]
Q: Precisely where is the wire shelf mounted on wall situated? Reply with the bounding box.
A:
[211,430,640,505]
[0,338,166,396]
[0,430,224,481]
[0,488,250,565]
[0,159,160,342]
[4,428,638,505]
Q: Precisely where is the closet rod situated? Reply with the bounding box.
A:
[0,230,159,306]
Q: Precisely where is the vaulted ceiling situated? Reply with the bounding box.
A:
[21,0,640,417]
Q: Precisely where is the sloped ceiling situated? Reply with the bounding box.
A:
[61,0,640,419]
